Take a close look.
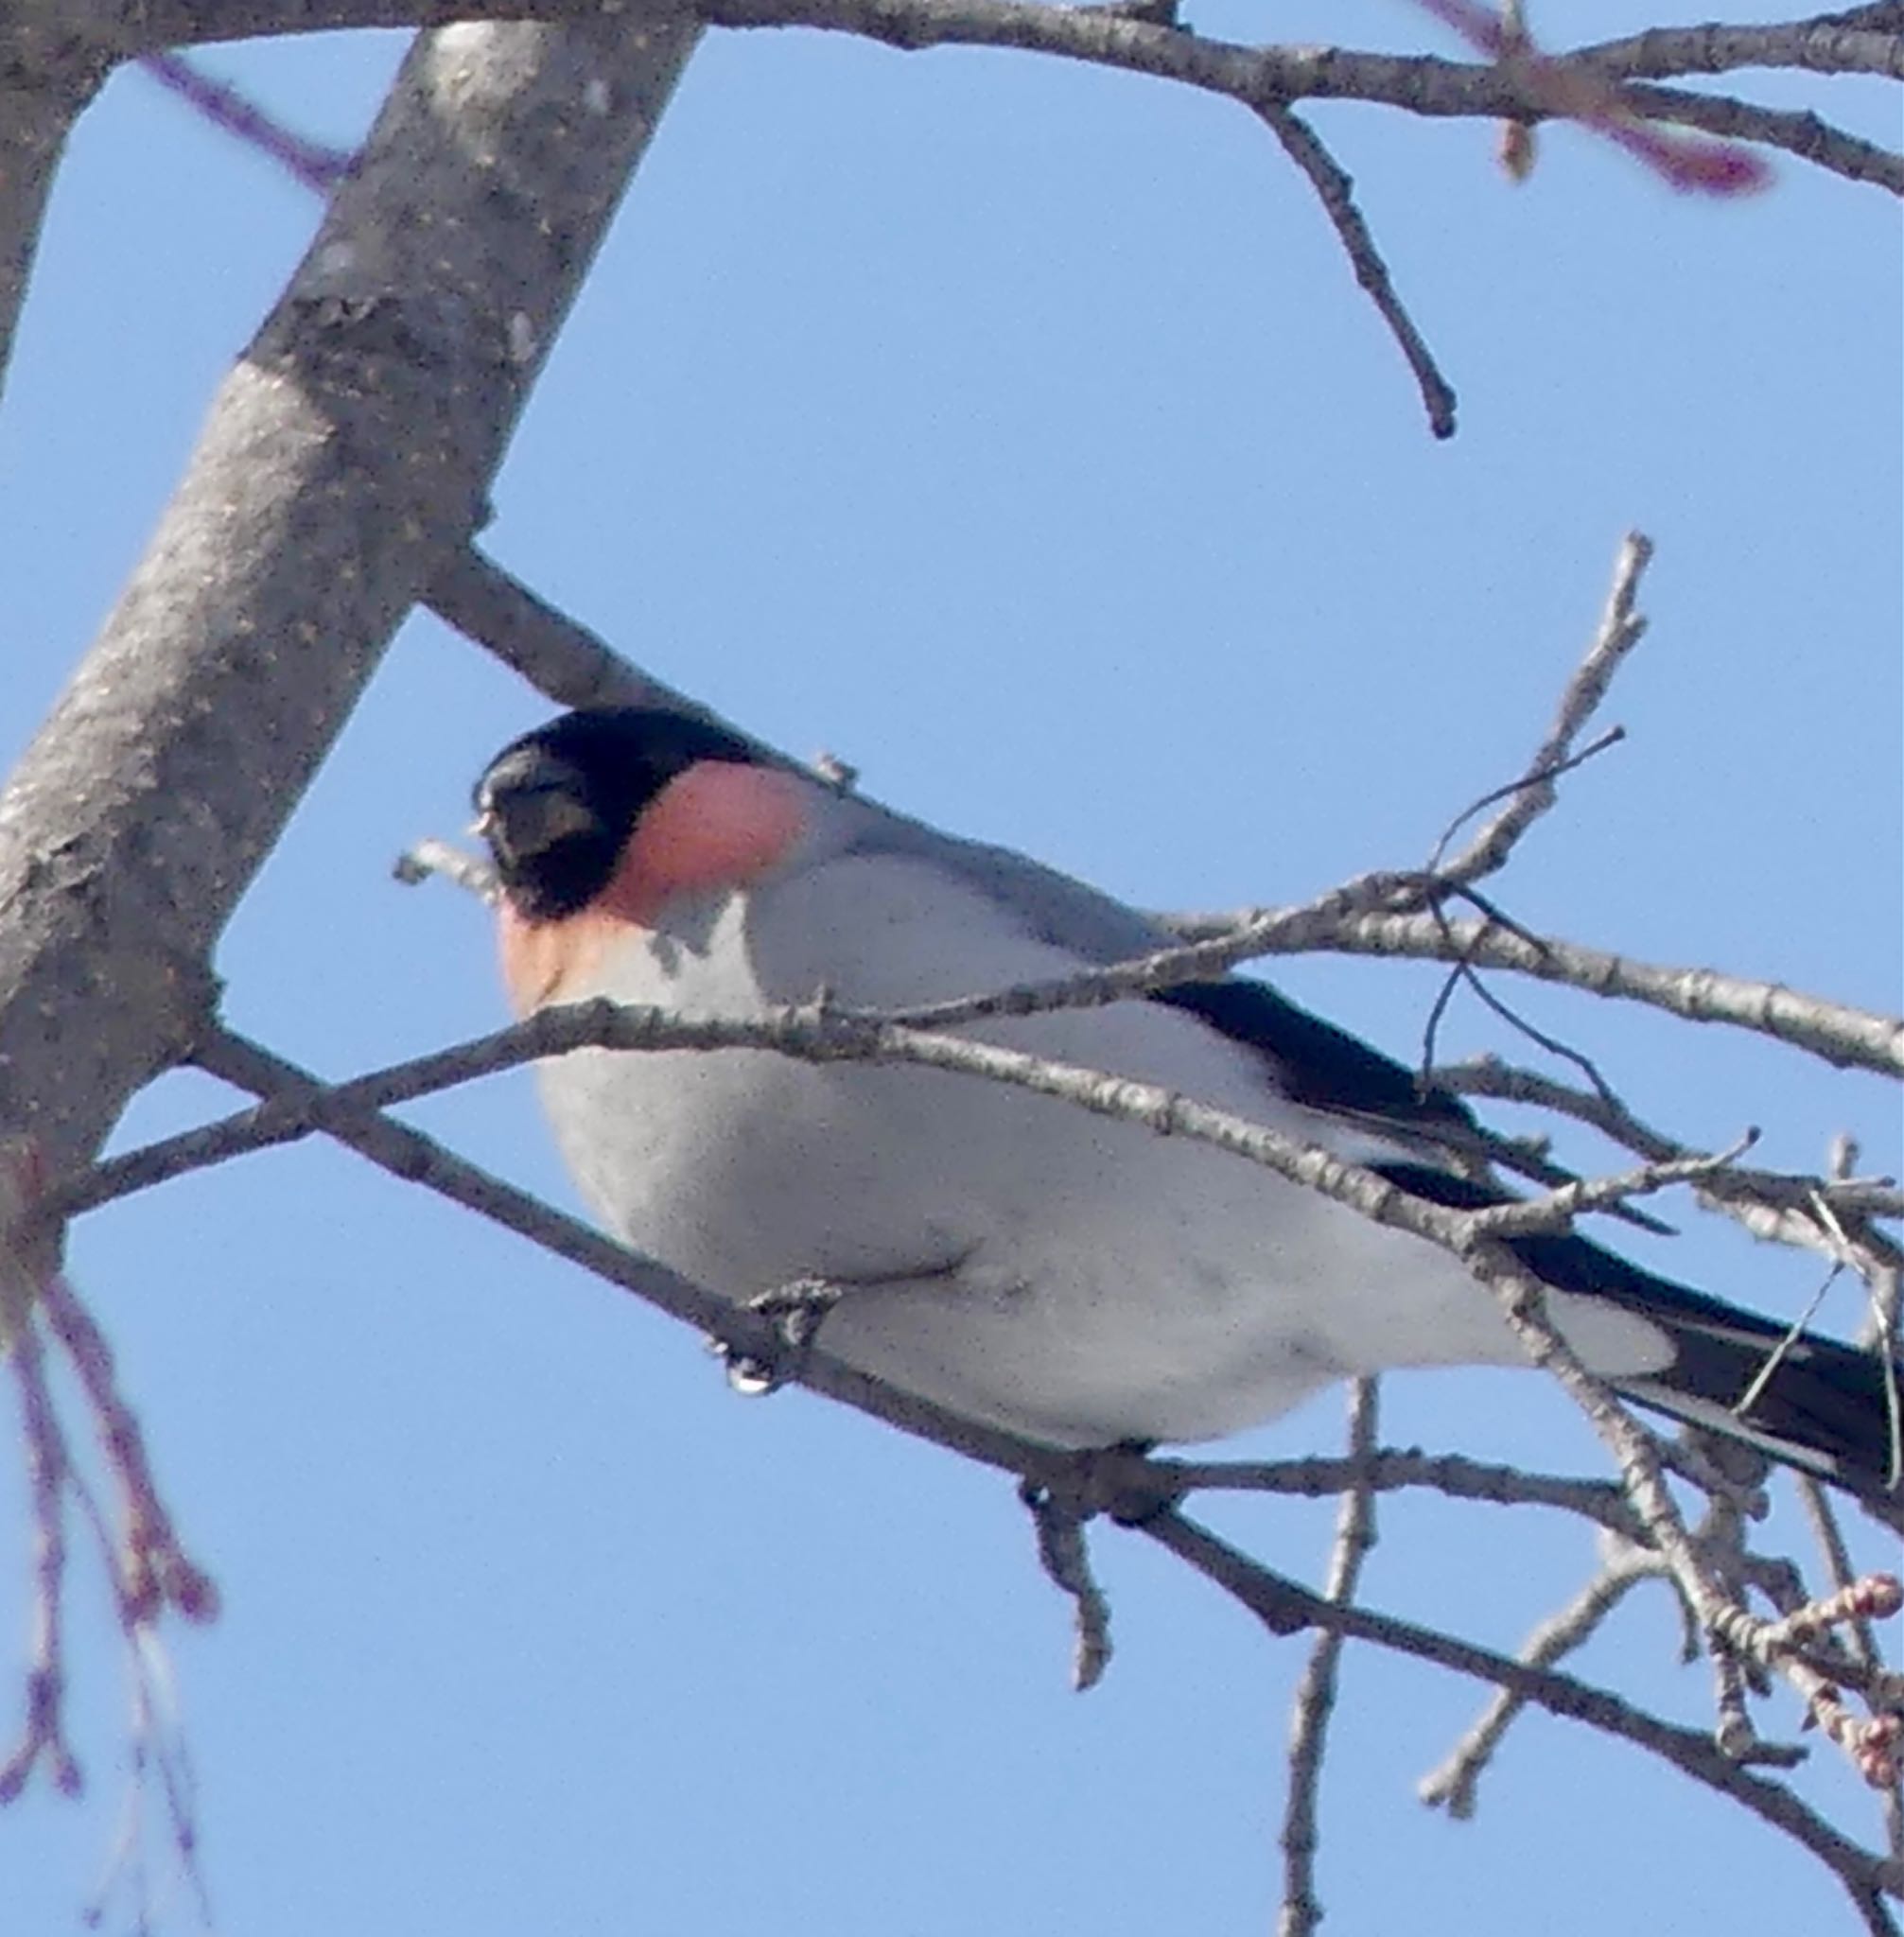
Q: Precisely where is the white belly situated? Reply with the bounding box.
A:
[535,860,1668,1446]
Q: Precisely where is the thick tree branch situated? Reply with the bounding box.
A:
[0,13,701,1178]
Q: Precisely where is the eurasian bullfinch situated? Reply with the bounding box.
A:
[473,707,1897,1517]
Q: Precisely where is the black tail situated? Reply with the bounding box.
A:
[1598,1285,1901,1529]
[1377,1163,1903,1527]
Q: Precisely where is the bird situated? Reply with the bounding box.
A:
[472,705,1898,1518]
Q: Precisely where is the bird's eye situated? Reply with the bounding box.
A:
[478,777,601,864]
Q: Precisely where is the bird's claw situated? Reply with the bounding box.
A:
[718,1276,843,1396]
[1029,1441,1181,1527]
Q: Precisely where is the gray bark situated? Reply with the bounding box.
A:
[0,10,701,1174]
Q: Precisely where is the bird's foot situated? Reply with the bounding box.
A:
[718,1275,843,1397]
[1033,1440,1183,1527]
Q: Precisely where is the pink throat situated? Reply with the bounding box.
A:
[497,760,809,1014]
[608,760,809,927]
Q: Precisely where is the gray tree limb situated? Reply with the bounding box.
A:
[0,50,103,410]
[0,12,700,1177]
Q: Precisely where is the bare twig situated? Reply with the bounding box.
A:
[178,1025,1092,1490]
[0,1140,214,1877]
[1146,1510,1904,1931]
[426,545,651,711]
[1578,14,1904,83]
[429,534,1903,1086]
[1159,1447,1639,1536]
[1279,1379,1380,1937]
[1254,105,1458,439]
[1615,75,1901,191]
[393,837,499,902]
[1410,0,1772,192]
[36,1276,218,1629]
[691,0,1900,197]
[1433,1056,1904,1253]
[1429,532,1650,883]
[1473,1242,1904,1776]
[1798,1478,1904,1851]
[54,997,1755,1275]
[141,51,358,192]
[49,991,1895,1789]
[1420,1535,1673,1816]
[0,1322,82,1804]
[1161,905,1904,1079]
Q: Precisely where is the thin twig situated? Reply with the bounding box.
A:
[1279,1379,1380,1937]
[179,1025,1092,1491]
[1409,0,1773,192]
[1420,1535,1673,1816]
[0,1321,81,1804]
[1429,532,1651,883]
[53,997,1751,1274]
[1159,1447,1639,1535]
[1797,1478,1904,1851]
[1433,1056,1904,1252]
[433,536,1904,1082]
[1255,105,1458,439]
[1577,13,1904,83]
[694,0,1902,198]
[1169,905,1904,1079]
[141,52,358,193]
[1146,1509,1904,1931]
[393,837,498,902]
[37,1274,218,1629]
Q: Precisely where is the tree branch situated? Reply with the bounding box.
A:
[1146,1509,1904,1931]
[0,12,702,1178]
[1290,911,1904,1078]
[432,536,1904,1084]
[1278,1379,1379,1937]
[36,2,1895,197]
[1578,15,1904,82]
[0,46,103,410]
[1161,1448,1640,1536]
[1419,1535,1674,1817]
[1252,104,1457,440]
[180,1025,1091,1489]
[1436,1055,1903,1262]
[1430,532,1648,884]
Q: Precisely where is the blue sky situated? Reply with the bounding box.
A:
[3,8,1899,1933]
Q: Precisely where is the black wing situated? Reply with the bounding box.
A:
[1149,977,1475,1146]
